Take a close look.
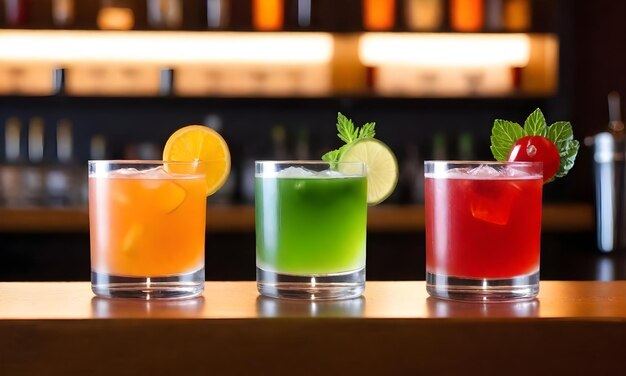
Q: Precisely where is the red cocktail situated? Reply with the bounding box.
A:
[425,161,543,301]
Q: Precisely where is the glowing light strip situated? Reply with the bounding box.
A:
[359,33,531,67]
[0,30,333,64]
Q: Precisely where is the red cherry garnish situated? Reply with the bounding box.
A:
[507,135,560,182]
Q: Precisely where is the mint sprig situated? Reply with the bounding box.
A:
[322,113,376,163]
[490,108,579,182]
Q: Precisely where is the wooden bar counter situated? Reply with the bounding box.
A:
[2,281,626,375]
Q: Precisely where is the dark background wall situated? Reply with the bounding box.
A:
[2,0,626,281]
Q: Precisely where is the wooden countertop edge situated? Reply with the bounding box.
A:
[1,281,626,374]
[0,203,594,233]
[2,319,625,375]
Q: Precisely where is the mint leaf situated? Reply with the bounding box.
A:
[322,113,377,163]
[490,120,524,161]
[337,113,358,144]
[322,149,340,163]
[524,108,547,136]
[554,139,579,178]
[548,120,577,180]
[546,121,574,144]
[359,122,376,139]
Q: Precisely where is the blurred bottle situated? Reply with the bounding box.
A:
[240,151,256,204]
[206,0,230,29]
[98,0,135,30]
[242,124,289,204]
[52,0,75,27]
[52,67,66,95]
[432,132,448,160]
[4,0,29,26]
[159,67,175,96]
[400,143,424,203]
[3,118,21,163]
[503,0,531,31]
[1,117,23,206]
[147,0,183,29]
[90,134,108,160]
[404,0,443,31]
[271,125,289,159]
[457,132,475,160]
[591,92,626,253]
[294,127,310,160]
[362,0,395,31]
[450,0,484,32]
[484,0,502,31]
[46,119,81,206]
[296,0,312,28]
[252,0,284,31]
[24,117,45,205]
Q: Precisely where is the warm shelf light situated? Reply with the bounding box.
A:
[0,30,334,64]
[359,33,532,67]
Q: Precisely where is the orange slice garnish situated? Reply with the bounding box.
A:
[163,125,231,196]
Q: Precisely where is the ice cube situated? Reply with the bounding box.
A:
[137,167,172,190]
[470,179,522,225]
[139,166,168,178]
[276,167,316,178]
[121,223,144,254]
[503,167,532,178]
[142,180,187,213]
[110,167,140,176]
[315,169,343,177]
[467,165,502,177]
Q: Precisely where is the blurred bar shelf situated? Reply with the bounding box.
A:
[1,281,625,374]
[0,203,594,233]
[0,30,558,98]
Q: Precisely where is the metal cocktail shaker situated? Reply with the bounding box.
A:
[592,92,626,252]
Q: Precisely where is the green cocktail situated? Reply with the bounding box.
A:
[255,161,367,300]
[256,175,367,274]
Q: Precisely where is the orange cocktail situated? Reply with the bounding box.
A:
[89,160,207,299]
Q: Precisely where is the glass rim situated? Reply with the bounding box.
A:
[424,160,543,166]
[88,159,205,165]
[255,160,365,165]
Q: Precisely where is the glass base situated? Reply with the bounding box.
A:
[426,271,539,302]
[91,268,204,300]
[257,267,365,300]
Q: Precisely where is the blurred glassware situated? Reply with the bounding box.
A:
[253,0,284,31]
[52,0,75,27]
[504,0,531,31]
[147,0,183,29]
[450,0,484,32]
[98,0,135,30]
[404,0,443,31]
[46,119,83,206]
[484,0,503,30]
[362,0,396,31]
[1,117,23,206]
[591,92,626,252]
[24,117,45,206]
[4,0,29,26]
[296,0,312,28]
[206,0,230,29]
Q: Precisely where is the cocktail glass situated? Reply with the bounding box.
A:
[424,161,543,301]
[255,161,368,300]
[89,160,207,299]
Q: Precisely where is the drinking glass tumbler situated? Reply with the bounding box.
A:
[89,160,207,299]
[424,161,543,301]
[255,161,368,300]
